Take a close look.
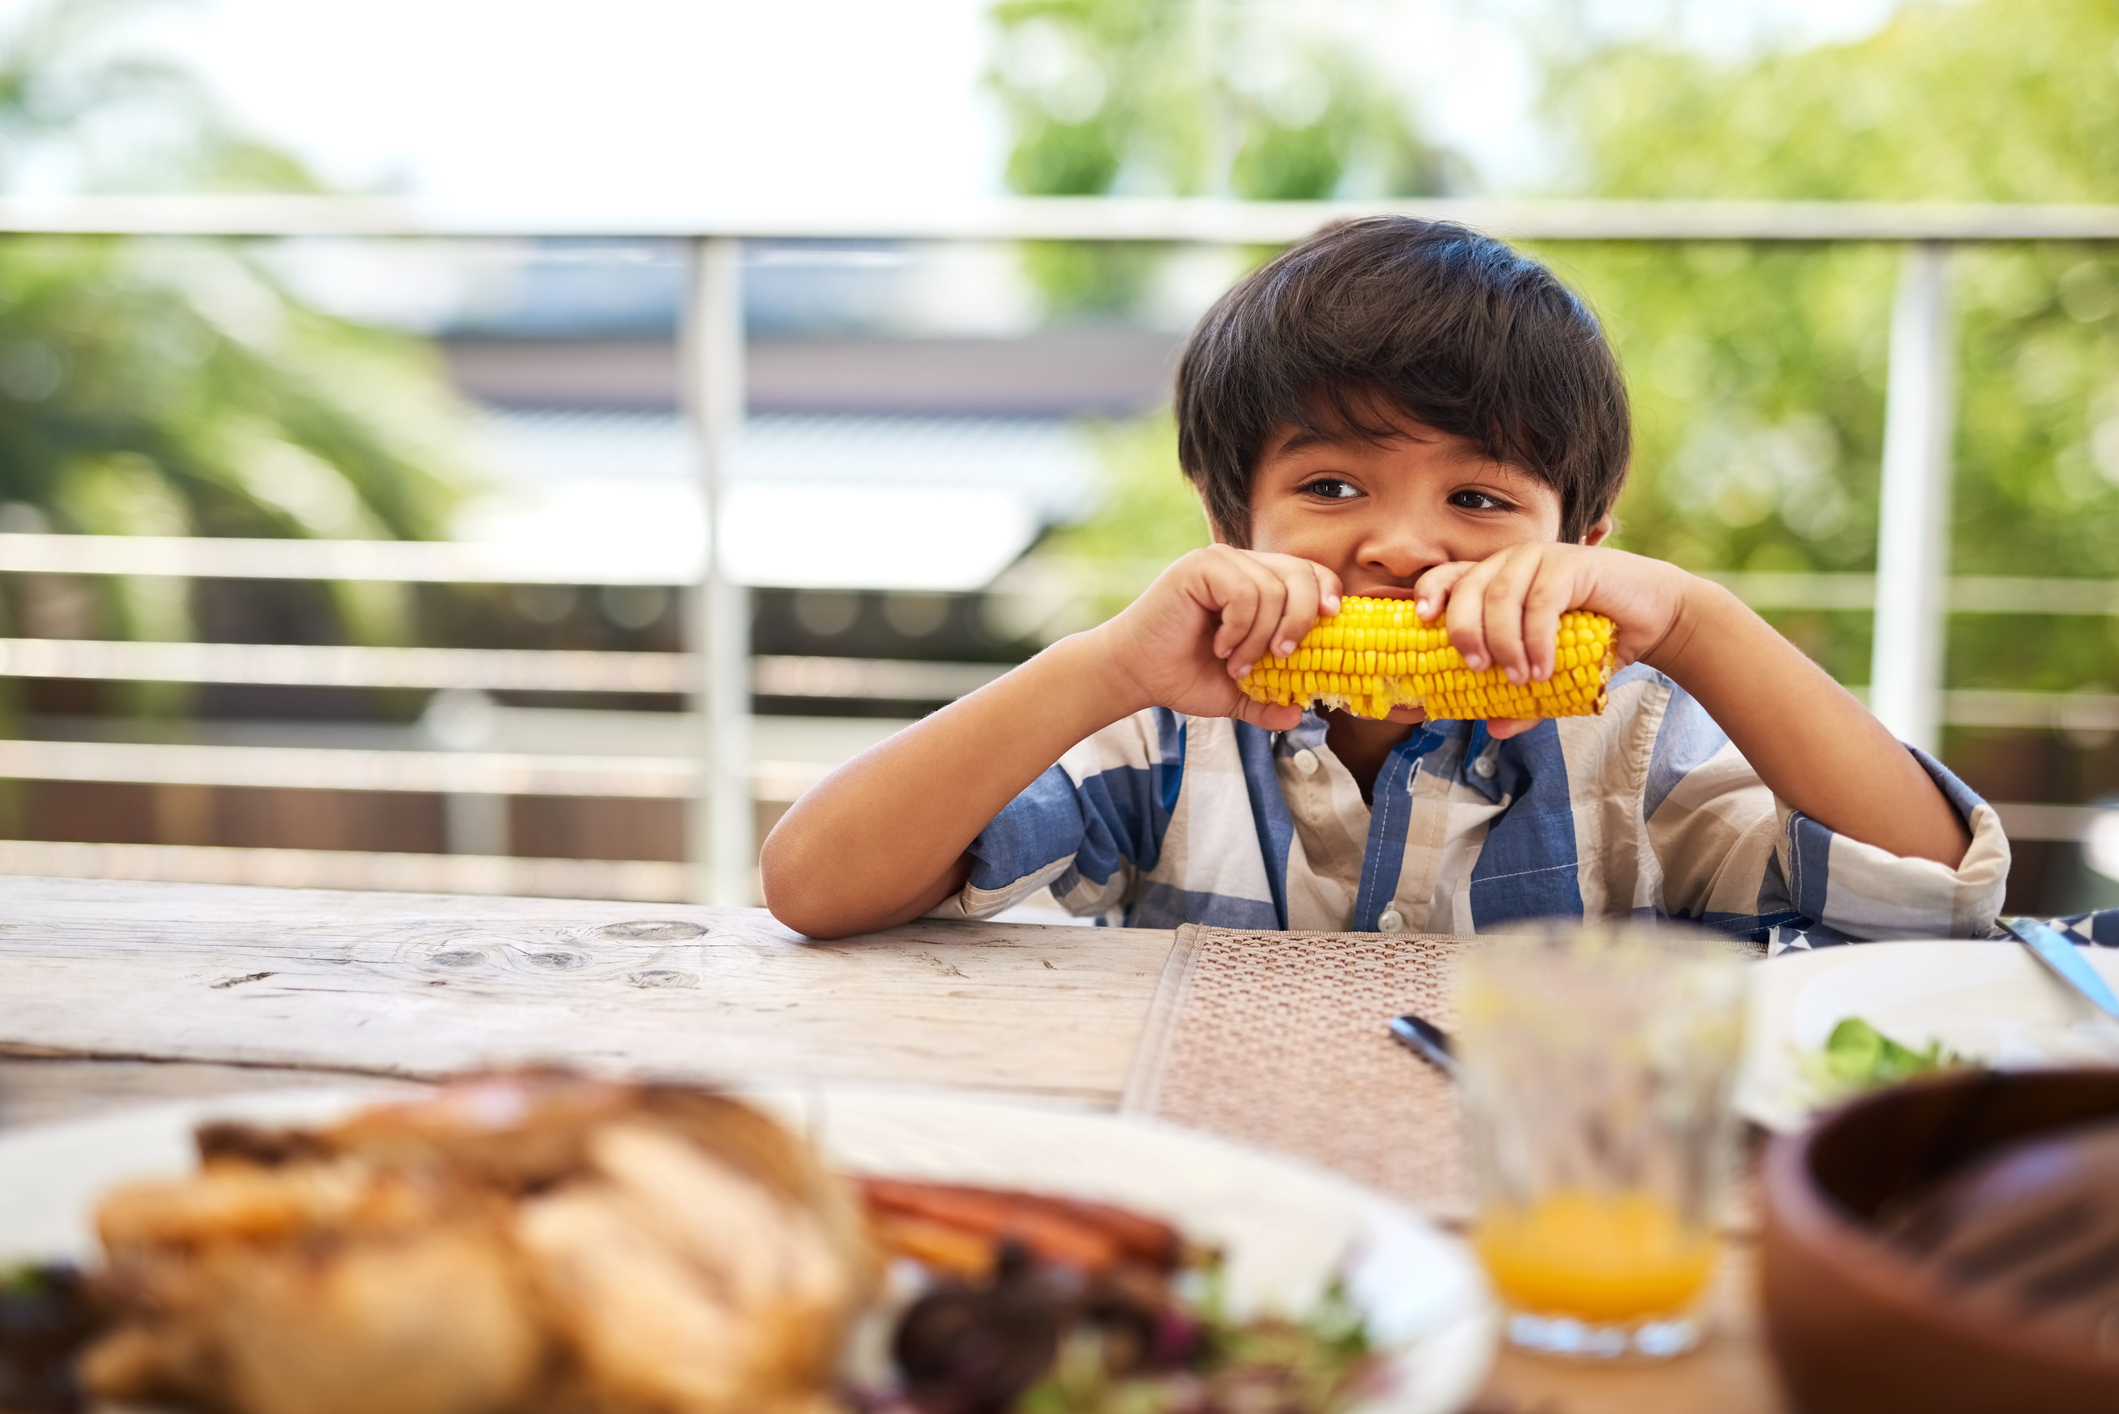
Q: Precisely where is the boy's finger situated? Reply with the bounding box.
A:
[1519,560,1573,683]
[1207,567,1265,661]
[1443,560,1498,672]
[1479,550,1541,685]
[1266,563,1324,662]
[1223,567,1290,677]
[1485,717,1540,740]
[1309,561,1343,618]
[1412,562,1471,621]
[1231,696,1304,732]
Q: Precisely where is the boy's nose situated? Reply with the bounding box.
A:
[1357,527,1447,583]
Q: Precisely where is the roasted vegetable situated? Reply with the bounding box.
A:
[860,1179,1184,1277]
[892,1246,1070,1414]
[862,1182,1372,1414]
[0,1264,99,1413]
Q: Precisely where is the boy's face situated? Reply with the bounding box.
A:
[1233,405,1609,596]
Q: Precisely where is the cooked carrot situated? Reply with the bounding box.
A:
[857,1178,1181,1274]
[1037,1196,1181,1268]
[867,1212,996,1278]
[860,1179,1181,1265]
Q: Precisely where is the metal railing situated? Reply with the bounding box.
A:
[0,195,2113,900]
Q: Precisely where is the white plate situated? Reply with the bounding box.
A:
[0,1086,1496,1414]
[1735,941,2119,1132]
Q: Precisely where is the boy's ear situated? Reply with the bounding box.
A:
[1581,512,1616,547]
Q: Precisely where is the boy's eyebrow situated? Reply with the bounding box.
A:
[1262,428,1347,455]
[1270,423,1433,457]
[1271,428,1351,456]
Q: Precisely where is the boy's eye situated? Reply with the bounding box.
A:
[1299,478,1360,501]
[1449,488,1514,512]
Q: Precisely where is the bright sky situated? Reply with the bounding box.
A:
[173,0,1005,219]
[132,0,1905,215]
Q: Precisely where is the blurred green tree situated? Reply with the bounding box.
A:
[1017,0,2119,705]
[1539,0,2119,691]
[989,0,1459,313]
[0,0,466,653]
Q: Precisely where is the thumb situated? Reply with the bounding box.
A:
[1231,697,1305,732]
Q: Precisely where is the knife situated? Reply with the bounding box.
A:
[2001,916,2119,1024]
[1389,1013,1461,1080]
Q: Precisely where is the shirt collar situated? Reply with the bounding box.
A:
[1272,712,1547,803]
[1277,711,1331,753]
[1277,710,1464,775]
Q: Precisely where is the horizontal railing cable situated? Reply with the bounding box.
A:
[2,637,2117,729]
[0,533,692,585]
[0,738,841,802]
[0,638,693,693]
[0,639,1013,700]
[0,195,2116,243]
[0,735,2088,846]
[1710,573,2119,615]
[4,538,2118,616]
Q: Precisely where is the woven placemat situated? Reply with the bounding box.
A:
[1120,925,1471,1218]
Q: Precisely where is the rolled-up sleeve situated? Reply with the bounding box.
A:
[926,708,1185,921]
[1775,747,2009,940]
[1641,680,2008,941]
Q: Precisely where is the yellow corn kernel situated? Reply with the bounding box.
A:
[1237,598,1615,720]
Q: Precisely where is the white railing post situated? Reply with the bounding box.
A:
[683,237,754,905]
[1869,242,1955,755]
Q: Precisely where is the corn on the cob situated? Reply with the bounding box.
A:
[1237,597,1616,720]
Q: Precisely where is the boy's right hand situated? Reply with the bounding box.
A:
[1092,546,1340,730]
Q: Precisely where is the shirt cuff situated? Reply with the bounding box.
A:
[1779,746,2010,940]
[925,855,1077,921]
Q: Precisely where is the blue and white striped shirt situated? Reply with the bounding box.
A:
[930,663,2011,950]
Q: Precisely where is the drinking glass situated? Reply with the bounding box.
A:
[1455,923,1749,1359]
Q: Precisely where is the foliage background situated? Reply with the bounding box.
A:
[990,0,1461,313]
[1543,0,2119,697]
[0,0,467,658]
[1011,0,2119,711]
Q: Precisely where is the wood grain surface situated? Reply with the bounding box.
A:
[0,877,1175,1102]
[0,878,1794,1413]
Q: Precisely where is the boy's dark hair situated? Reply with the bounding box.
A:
[1174,217,1631,545]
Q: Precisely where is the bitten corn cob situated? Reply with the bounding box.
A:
[1237,597,1616,720]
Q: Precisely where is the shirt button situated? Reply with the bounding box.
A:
[1378,908,1406,932]
[1292,748,1321,776]
[1472,753,1497,780]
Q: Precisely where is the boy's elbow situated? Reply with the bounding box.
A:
[763,886,897,941]
[758,828,883,938]
[760,827,972,939]
[768,905,852,939]
[764,886,853,939]
[758,832,834,937]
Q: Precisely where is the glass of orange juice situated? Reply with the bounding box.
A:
[1456,924,1748,1359]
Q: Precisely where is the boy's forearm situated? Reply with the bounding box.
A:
[1650,581,1972,868]
[760,628,1149,937]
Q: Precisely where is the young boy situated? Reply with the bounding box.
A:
[762,218,2009,945]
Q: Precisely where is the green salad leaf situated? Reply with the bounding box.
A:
[1799,1016,1970,1101]
[1015,1273,1374,1414]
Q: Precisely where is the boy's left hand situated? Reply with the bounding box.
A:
[1412,543,1699,739]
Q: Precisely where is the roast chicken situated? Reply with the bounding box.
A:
[79,1072,875,1414]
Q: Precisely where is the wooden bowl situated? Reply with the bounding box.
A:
[1761,1068,2119,1414]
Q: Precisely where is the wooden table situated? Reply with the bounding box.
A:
[0,876,1788,1414]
